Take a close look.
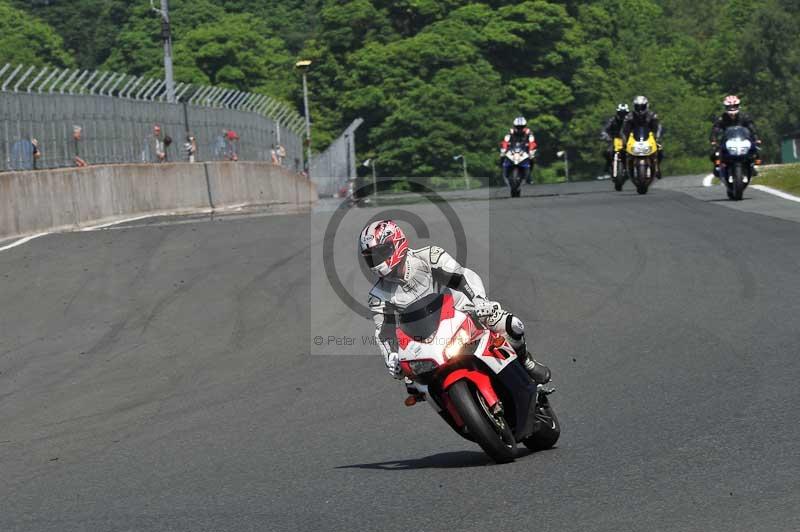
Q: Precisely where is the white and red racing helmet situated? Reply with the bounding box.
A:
[723,95,741,116]
[359,220,409,277]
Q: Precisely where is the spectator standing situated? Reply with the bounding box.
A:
[184,134,198,162]
[151,124,166,163]
[277,144,286,166]
[163,135,173,162]
[225,129,240,161]
[72,126,88,167]
[31,138,41,169]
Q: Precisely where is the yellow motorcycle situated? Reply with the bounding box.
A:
[625,126,659,195]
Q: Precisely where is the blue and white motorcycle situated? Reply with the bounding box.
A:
[717,126,759,201]
[502,141,534,198]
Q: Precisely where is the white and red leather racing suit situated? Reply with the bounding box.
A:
[368,246,533,377]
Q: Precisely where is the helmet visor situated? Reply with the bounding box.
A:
[361,243,394,268]
[634,103,647,113]
[725,104,740,113]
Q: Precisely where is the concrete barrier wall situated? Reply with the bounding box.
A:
[205,161,316,208]
[0,162,317,239]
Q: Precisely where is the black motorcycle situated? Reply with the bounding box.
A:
[717,126,757,201]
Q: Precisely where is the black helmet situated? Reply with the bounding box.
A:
[633,96,649,116]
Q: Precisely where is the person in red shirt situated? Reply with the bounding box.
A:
[225,129,240,161]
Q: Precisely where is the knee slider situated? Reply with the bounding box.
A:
[506,314,524,340]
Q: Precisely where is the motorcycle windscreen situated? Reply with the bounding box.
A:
[723,126,751,142]
[632,124,652,141]
[398,293,444,341]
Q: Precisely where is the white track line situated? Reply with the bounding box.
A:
[0,232,50,252]
[79,213,168,231]
[702,174,715,187]
[752,185,800,203]
[0,206,248,253]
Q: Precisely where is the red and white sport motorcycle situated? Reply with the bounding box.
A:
[396,291,560,463]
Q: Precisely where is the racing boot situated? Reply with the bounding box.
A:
[518,344,551,385]
[404,377,426,406]
[500,314,551,384]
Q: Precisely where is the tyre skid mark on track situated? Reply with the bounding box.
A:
[229,243,311,352]
[40,228,175,389]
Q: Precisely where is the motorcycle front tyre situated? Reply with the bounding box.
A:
[449,380,516,463]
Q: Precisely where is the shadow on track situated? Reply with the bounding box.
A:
[336,451,494,470]
[336,447,555,470]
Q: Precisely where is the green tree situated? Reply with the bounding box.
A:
[0,2,73,67]
[102,0,226,77]
[10,0,130,68]
[172,14,298,100]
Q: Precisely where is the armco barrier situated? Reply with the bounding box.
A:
[0,162,317,239]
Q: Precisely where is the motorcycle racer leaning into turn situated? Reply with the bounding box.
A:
[360,219,551,387]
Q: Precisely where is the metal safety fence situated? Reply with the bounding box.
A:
[309,118,363,197]
[0,63,305,172]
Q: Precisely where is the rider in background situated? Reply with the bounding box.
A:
[500,116,538,184]
[621,96,664,178]
[600,103,629,174]
[709,95,761,177]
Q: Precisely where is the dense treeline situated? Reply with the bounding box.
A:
[3,0,800,180]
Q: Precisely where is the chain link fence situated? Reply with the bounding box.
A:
[0,63,305,172]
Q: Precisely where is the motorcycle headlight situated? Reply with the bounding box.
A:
[444,328,471,360]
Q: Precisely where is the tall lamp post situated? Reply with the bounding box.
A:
[150,0,175,103]
[363,159,377,196]
[296,60,313,178]
[453,154,469,190]
[557,149,569,182]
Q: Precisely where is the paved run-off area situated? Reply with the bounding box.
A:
[1,177,798,531]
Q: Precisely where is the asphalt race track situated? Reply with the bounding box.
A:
[1,177,799,531]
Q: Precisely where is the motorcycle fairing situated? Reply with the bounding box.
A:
[493,360,539,440]
[626,131,657,157]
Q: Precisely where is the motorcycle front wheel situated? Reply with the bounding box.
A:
[731,163,745,201]
[635,159,650,195]
[449,380,516,463]
[612,155,624,191]
[509,168,522,198]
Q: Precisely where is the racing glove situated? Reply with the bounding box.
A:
[473,296,502,319]
[385,352,403,379]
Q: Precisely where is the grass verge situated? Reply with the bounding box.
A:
[757,164,800,196]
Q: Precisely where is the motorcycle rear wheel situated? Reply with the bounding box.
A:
[449,380,516,463]
[523,397,561,451]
